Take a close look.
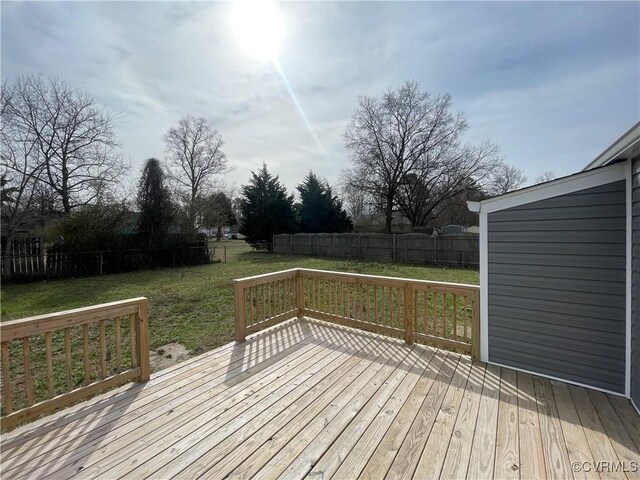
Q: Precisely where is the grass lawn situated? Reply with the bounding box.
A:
[1,240,478,357]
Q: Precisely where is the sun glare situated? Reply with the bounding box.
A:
[232,0,284,61]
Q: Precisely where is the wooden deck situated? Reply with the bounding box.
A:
[1,318,639,479]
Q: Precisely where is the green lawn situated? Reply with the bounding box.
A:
[1,240,478,356]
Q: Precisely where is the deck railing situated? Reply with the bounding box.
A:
[234,268,480,359]
[0,298,150,431]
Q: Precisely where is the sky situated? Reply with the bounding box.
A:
[2,1,639,196]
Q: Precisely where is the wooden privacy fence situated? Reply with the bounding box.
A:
[1,246,210,283]
[273,233,479,268]
[234,268,480,359]
[0,298,150,431]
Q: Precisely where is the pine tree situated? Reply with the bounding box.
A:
[239,164,297,248]
[137,158,174,248]
[297,172,352,233]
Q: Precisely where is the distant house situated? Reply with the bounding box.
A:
[468,122,640,412]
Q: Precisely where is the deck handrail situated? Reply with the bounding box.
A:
[0,298,150,431]
[234,268,480,359]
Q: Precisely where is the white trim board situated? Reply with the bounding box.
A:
[487,360,626,398]
[474,162,626,214]
[625,159,632,397]
[479,208,488,363]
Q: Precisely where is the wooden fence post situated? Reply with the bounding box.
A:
[471,289,480,361]
[392,233,396,262]
[234,281,246,342]
[296,271,304,318]
[403,283,414,345]
[136,299,151,382]
[434,236,437,265]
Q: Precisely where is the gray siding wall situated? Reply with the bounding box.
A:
[632,158,640,406]
[487,180,626,393]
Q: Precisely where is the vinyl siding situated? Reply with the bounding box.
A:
[487,180,626,393]
[632,158,640,406]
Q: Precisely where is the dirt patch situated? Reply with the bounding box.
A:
[149,343,191,372]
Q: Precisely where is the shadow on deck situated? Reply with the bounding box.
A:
[1,318,638,479]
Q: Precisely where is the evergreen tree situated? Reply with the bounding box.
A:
[297,172,353,233]
[137,158,174,248]
[239,164,297,248]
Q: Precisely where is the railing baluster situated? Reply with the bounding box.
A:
[365,284,370,322]
[45,332,53,398]
[432,292,437,336]
[453,294,458,341]
[129,313,137,368]
[373,285,378,323]
[115,317,122,373]
[262,284,267,320]
[411,292,420,331]
[464,295,468,341]
[403,283,413,345]
[99,320,107,379]
[64,328,72,392]
[442,293,447,338]
[273,281,277,317]
[255,285,260,322]
[274,280,278,316]
[1,342,11,414]
[23,338,34,406]
[81,324,90,384]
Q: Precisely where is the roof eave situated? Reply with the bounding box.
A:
[582,121,640,171]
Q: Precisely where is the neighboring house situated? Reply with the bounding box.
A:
[468,122,640,413]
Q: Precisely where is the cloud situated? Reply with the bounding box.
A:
[2,1,638,194]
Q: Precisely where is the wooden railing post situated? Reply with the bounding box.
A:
[234,281,246,342]
[403,283,414,345]
[136,299,151,382]
[296,271,304,318]
[471,289,480,361]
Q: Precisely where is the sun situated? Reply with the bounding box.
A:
[232,0,284,62]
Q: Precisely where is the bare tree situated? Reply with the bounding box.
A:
[344,81,467,233]
[164,115,227,231]
[535,171,556,184]
[2,76,127,215]
[395,141,501,228]
[486,162,528,196]
[339,170,371,222]
[1,82,46,271]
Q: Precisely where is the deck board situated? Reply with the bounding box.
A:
[1,318,638,479]
[493,367,520,480]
